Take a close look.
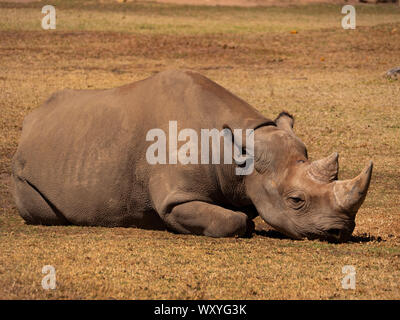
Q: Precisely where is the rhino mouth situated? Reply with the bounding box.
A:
[321,227,353,243]
[326,228,341,237]
[302,226,354,243]
[325,228,344,242]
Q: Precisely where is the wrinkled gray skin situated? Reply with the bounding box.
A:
[12,70,373,242]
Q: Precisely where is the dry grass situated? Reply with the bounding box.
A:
[0,1,400,299]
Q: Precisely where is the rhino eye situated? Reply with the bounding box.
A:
[290,197,303,203]
[287,194,306,209]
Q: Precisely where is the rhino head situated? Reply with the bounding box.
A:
[244,112,373,242]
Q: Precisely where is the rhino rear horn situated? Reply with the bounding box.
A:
[309,152,339,182]
[333,161,373,214]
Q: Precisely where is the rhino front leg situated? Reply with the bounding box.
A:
[164,201,254,237]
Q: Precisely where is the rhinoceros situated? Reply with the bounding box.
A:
[12,70,373,242]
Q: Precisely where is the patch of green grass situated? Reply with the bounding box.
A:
[0,2,399,34]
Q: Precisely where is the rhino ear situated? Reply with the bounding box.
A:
[274,111,294,134]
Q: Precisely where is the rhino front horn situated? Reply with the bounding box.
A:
[333,161,373,214]
[309,152,339,182]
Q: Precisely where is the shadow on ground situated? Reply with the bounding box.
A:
[254,229,384,243]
